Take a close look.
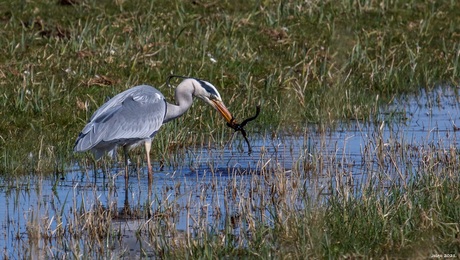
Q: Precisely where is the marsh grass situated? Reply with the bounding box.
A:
[1,0,459,174]
[14,121,459,258]
[1,0,460,258]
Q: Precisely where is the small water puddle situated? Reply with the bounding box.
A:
[1,86,459,258]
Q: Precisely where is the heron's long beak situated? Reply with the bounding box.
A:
[211,100,234,124]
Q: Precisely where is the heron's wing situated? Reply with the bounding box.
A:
[74,85,166,153]
[89,85,158,121]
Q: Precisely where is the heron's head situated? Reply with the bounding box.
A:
[184,78,234,124]
[194,79,234,124]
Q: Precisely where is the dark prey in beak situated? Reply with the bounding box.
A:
[226,105,260,154]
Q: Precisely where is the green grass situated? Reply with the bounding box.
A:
[1,1,460,257]
[1,0,459,174]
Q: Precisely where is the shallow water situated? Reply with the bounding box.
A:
[1,87,459,258]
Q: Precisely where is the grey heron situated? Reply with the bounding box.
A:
[74,76,235,183]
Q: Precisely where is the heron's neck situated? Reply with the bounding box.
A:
[163,84,194,123]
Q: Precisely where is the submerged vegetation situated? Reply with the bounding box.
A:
[0,0,460,258]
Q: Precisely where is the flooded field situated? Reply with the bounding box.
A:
[1,87,459,258]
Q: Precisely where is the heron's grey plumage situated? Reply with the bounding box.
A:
[74,85,166,159]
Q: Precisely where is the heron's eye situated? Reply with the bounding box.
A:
[209,94,218,100]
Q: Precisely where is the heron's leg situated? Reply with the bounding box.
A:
[145,141,153,184]
[123,146,129,182]
[91,157,97,182]
[145,141,153,218]
[121,146,131,217]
